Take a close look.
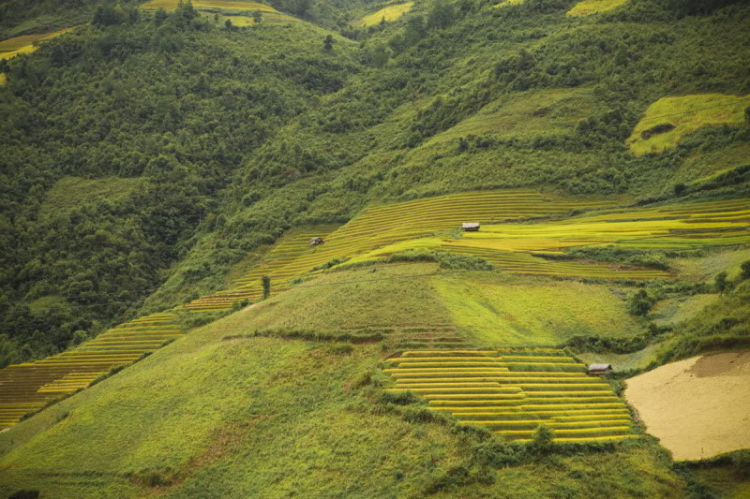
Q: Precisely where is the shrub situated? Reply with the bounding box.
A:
[715,272,731,294]
[329,343,354,355]
[732,450,750,478]
[640,122,675,140]
[313,257,350,271]
[629,290,654,316]
[425,465,472,494]
[471,440,520,467]
[9,491,40,499]
[528,424,555,456]
[740,260,750,280]
[380,390,420,405]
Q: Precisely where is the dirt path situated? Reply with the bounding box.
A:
[625,351,750,460]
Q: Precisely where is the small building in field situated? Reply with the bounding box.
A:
[310,237,324,246]
[587,363,613,376]
[462,222,480,232]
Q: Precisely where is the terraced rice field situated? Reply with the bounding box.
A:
[178,190,626,310]
[385,349,636,443]
[566,0,629,16]
[141,0,278,11]
[0,27,77,60]
[359,2,414,26]
[362,197,749,278]
[0,313,180,430]
[180,192,750,312]
[627,94,750,155]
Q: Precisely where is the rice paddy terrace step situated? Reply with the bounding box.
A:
[384,348,636,444]
[0,313,183,430]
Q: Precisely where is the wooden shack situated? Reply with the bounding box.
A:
[462,222,480,232]
[310,237,324,246]
[587,363,613,376]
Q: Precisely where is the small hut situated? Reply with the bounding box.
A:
[462,222,480,232]
[310,237,324,246]
[587,363,613,376]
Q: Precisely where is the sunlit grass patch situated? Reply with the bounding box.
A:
[141,0,278,12]
[0,73,6,86]
[428,88,595,144]
[359,2,414,26]
[627,94,750,155]
[41,176,143,216]
[567,0,629,16]
[0,27,76,60]
[493,0,525,8]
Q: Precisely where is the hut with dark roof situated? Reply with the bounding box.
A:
[310,237,324,246]
[587,363,613,376]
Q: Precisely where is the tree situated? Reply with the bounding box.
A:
[253,11,263,24]
[154,8,169,26]
[92,4,126,26]
[629,289,653,316]
[225,18,233,30]
[427,0,455,30]
[404,16,425,47]
[262,276,271,299]
[323,35,334,52]
[715,271,731,294]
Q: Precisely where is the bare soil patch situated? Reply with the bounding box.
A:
[625,351,750,460]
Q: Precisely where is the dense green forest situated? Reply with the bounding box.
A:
[1,0,749,366]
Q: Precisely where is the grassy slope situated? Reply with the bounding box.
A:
[427,88,596,145]
[40,176,143,216]
[693,467,750,499]
[577,345,659,372]
[627,94,750,155]
[434,273,641,346]
[0,278,687,498]
[567,0,629,16]
[359,2,414,26]
[242,263,452,331]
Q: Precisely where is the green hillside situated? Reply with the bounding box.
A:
[1,0,750,496]
[0,289,687,498]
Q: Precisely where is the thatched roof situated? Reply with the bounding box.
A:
[588,363,613,371]
[462,222,480,230]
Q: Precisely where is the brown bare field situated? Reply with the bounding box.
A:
[625,352,750,460]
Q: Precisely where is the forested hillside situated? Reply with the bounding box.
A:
[1,0,748,371]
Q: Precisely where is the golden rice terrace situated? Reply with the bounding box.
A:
[0,313,180,429]
[385,348,636,443]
